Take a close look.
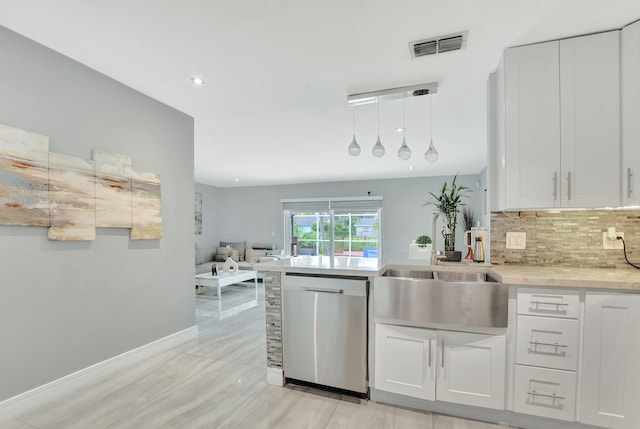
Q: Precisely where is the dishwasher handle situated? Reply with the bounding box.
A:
[303,287,344,294]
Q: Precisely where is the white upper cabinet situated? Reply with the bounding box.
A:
[504,41,561,209]
[560,31,620,208]
[498,31,620,210]
[622,20,640,206]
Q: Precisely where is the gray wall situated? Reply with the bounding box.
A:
[0,26,195,401]
[197,174,484,262]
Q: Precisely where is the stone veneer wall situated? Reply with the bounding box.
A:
[265,271,282,369]
[491,210,640,268]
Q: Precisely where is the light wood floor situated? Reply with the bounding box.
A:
[5,285,508,428]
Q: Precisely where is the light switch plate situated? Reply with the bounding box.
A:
[506,232,526,249]
[602,232,624,249]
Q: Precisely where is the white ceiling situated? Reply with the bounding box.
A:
[1,1,639,187]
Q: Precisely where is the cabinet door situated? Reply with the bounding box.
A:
[622,20,640,206]
[560,31,620,208]
[580,293,640,429]
[504,41,561,209]
[374,323,436,400]
[436,331,505,410]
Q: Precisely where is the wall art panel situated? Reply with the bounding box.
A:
[93,149,132,228]
[47,152,95,241]
[131,171,162,239]
[0,124,50,226]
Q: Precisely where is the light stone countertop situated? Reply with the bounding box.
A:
[489,265,640,290]
[257,257,640,291]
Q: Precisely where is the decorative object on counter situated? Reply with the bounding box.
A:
[462,207,477,260]
[409,235,432,260]
[424,95,439,163]
[473,236,485,263]
[426,175,469,262]
[211,263,217,276]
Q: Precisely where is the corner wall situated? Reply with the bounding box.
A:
[0,26,195,401]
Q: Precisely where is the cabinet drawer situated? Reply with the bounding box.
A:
[514,365,576,422]
[516,315,579,371]
[517,288,580,319]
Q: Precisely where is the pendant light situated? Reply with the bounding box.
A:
[397,95,411,160]
[347,107,361,156]
[424,95,439,163]
[372,98,385,157]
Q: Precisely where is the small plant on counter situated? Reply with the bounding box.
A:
[415,235,432,248]
[426,175,469,252]
[462,206,476,232]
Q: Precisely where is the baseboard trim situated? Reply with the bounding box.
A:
[0,325,198,422]
[267,367,284,386]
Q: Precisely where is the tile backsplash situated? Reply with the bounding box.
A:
[491,210,640,268]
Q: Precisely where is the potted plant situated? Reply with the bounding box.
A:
[415,235,432,247]
[409,234,432,260]
[425,175,469,262]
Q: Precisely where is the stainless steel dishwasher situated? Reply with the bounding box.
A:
[282,273,368,396]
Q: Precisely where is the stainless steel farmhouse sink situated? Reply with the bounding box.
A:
[374,270,508,329]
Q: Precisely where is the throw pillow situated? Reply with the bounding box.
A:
[228,249,240,261]
[216,246,228,257]
[214,255,227,262]
[219,241,246,261]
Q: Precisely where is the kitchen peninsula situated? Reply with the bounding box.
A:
[260,257,640,429]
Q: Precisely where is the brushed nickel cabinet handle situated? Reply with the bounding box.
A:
[567,171,572,201]
[441,339,445,368]
[553,172,558,201]
[428,339,432,368]
[527,390,565,401]
[628,168,633,199]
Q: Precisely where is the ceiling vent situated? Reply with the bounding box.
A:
[410,31,468,58]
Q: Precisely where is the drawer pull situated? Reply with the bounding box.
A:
[527,390,566,401]
[529,340,568,348]
[528,340,568,357]
[527,390,566,409]
[529,301,569,313]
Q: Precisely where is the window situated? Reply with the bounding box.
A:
[283,197,382,260]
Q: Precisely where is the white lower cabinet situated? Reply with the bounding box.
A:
[374,323,436,400]
[513,365,577,422]
[374,323,505,410]
[516,315,579,371]
[580,292,640,429]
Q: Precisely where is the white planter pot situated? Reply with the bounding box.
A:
[409,243,432,260]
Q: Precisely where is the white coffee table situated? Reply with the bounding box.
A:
[195,270,258,319]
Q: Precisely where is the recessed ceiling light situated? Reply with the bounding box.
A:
[408,166,415,171]
[234,177,240,182]
[395,127,405,133]
[191,76,205,86]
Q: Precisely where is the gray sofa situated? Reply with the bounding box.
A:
[195,242,283,281]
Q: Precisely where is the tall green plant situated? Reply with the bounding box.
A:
[425,175,469,251]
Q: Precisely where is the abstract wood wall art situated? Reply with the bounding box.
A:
[0,125,50,226]
[0,123,162,240]
[132,171,162,239]
[194,192,202,235]
[48,153,96,240]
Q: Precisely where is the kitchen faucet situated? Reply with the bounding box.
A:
[431,212,450,265]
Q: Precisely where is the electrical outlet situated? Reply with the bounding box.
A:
[506,232,526,249]
[602,232,624,249]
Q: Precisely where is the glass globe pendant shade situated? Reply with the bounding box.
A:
[424,139,439,163]
[372,135,385,157]
[397,136,411,160]
[348,134,361,156]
